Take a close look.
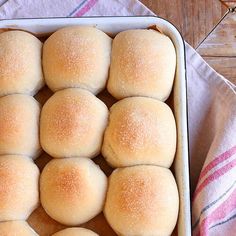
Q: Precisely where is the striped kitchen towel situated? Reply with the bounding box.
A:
[187,43,236,236]
[0,0,235,235]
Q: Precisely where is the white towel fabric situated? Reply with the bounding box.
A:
[0,1,235,235]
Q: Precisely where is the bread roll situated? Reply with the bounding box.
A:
[0,155,39,221]
[0,221,38,236]
[52,228,98,236]
[40,158,107,225]
[107,29,176,101]
[40,88,108,158]
[0,30,44,97]
[102,97,176,168]
[0,94,41,159]
[43,26,112,94]
[104,165,179,236]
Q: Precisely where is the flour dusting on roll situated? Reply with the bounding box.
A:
[40,88,108,158]
[0,155,39,221]
[102,97,176,168]
[40,158,107,226]
[0,30,44,97]
[43,26,112,94]
[107,29,176,101]
[0,94,41,159]
[104,165,179,236]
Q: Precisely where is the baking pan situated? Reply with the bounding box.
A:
[0,16,191,236]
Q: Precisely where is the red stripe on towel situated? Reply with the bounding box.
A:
[193,158,236,202]
[199,189,236,236]
[198,146,236,182]
[74,0,98,17]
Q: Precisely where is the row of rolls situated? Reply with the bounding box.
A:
[0,25,178,236]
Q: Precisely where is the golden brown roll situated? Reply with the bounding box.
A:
[0,94,41,159]
[0,30,44,97]
[40,88,108,158]
[107,29,176,101]
[102,97,176,168]
[0,155,39,221]
[104,165,179,236]
[52,228,98,236]
[43,26,112,94]
[40,158,107,225]
[0,221,38,236]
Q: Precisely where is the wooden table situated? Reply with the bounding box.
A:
[140,0,236,84]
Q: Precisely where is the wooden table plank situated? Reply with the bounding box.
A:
[220,0,236,8]
[203,56,236,84]
[140,0,228,48]
[197,13,236,56]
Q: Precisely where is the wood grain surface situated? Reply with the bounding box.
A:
[220,0,236,8]
[140,0,236,84]
[140,0,228,47]
[203,56,236,83]
[197,12,236,83]
[197,13,236,56]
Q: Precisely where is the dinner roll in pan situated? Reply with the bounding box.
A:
[0,94,41,159]
[104,165,179,236]
[102,97,176,168]
[0,30,44,97]
[52,227,98,236]
[0,155,39,221]
[107,29,176,101]
[40,88,108,158]
[43,26,112,94]
[40,158,107,226]
[0,221,38,236]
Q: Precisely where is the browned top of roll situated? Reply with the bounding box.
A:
[104,165,179,236]
[107,29,176,101]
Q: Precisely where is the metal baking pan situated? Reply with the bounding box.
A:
[0,16,191,236]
